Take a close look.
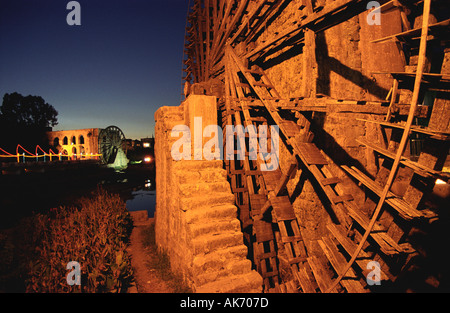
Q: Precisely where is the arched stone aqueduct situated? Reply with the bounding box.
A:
[46,128,100,160]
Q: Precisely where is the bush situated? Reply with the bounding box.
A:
[26,190,133,293]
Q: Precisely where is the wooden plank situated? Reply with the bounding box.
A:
[262,270,279,278]
[342,165,431,220]
[274,207,297,222]
[326,224,390,281]
[358,118,450,141]
[357,138,450,182]
[343,202,406,256]
[229,0,267,44]
[327,223,371,258]
[232,187,248,193]
[281,235,303,243]
[258,251,277,259]
[247,116,267,122]
[253,81,274,89]
[318,238,356,276]
[285,280,298,293]
[273,162,297,196]
[211,0,249,64]
[279,120,300,137]
[332,194,354,204]
[254,219,274,242]
[261,169,283,191]
[253,242,272,290]
[370,19,450,43]
[271,196,296,221]
[297,143,328,165]
[288,256,308,265]
[318,237,368,293]
[321,177,341,186]
[307,256,338,293]
[296,265,317,293]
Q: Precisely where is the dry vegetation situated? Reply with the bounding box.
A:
[1,189,134,293]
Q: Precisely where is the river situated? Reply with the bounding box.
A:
[0,163,156,229]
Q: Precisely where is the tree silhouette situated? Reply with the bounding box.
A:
[0,92,58,152]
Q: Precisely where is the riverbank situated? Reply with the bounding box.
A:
[128,213,191,293]
[0,164,157,292]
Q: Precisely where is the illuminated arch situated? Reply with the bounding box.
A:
[72,147,77,160]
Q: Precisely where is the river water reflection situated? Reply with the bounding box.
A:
[125,179,156,218]
[0,164,155,229]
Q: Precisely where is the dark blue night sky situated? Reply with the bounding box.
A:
[0,0,190,139]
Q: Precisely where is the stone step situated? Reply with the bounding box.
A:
[191,231,244,255]
[195,270,263,293]
[177,167,228,184]
[186,204,238,224]
[192,245,249,272]
[195,259,254,286]
[173,160,225,172]
[179,181,232,197]
[181,193,235,212]
[189,218,241,238]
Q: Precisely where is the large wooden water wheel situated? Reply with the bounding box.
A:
[183,0,450,292]
[98,126,127,165]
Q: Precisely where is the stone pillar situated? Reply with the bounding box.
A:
[154,95,263,292]
[183,95,218,160]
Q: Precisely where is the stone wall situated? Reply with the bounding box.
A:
[154,95,262,292]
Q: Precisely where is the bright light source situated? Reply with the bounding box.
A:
[143,142,150,148]
[144,157,151,163]
[435,179,447,185]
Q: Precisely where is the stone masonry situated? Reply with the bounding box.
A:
[154,95,262,292]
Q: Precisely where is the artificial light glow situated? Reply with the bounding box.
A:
[143,142,150,148]
[144,157,151,163]
[435,179,447,185]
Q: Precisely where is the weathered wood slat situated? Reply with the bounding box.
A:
[318,237,368,293]
[357,138,450,182]
[321,177,341,186]
[342,165,435,221]
[295,265,317,293]
[271,196,297,221]
[254,219,274,243]
[343,202,409,255]
[307,256,338,293]
[261,170,283,191]
[327,223,370,258]
[326,223,390,281]
[297,143,329,165]
[332,194,354,204]
[358,118,450,141]
[370,18,450,44]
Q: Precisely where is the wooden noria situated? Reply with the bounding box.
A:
[182,0,450,293]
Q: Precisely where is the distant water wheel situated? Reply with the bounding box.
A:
[98,126,127,164]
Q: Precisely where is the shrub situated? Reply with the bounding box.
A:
[26,190,133,293]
